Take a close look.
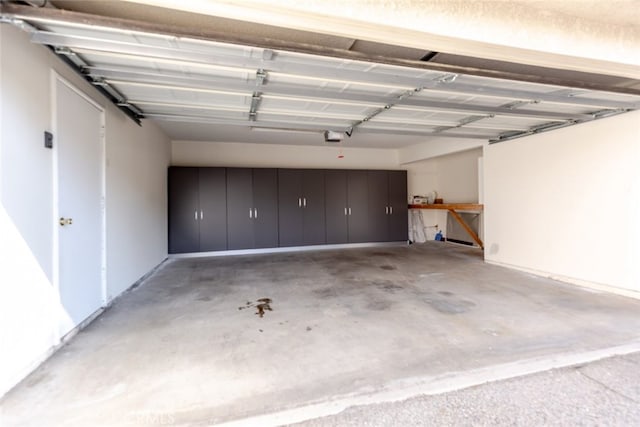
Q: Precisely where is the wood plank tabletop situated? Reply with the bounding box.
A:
[408,203,483,211]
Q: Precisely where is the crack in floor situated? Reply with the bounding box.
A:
[576,369,640,404]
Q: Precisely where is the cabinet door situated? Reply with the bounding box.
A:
[199,168,227,251]
[347,170,369,243]
[226,168,254,250]
[278,169,303,247]
[168,167,200,254]
[367,170,389,242]
[302,170,326,245]
[253,168,279,249]
[325,170,348,244]
[388,170,408,241]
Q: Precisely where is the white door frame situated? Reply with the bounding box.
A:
[51,71,107,338]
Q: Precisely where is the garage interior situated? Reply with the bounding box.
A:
[1,0,639,425]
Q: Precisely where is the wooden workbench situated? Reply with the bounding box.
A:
[408,203,484,249]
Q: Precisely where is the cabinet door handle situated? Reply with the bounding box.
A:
[390,206,393,214]
[385,206,389,214]
[303,198,306,207]
[194,210,198,220]
[249,208,253,219]
[200,210,203,220]
[254,208,258,218]
[298,197,302,207]
[344,207,347,216]
[348,208,352,216]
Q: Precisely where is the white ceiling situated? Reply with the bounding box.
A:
[4,2,640,148]
[517,0,640,27]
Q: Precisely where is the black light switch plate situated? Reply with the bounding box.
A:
[44,131,53,149]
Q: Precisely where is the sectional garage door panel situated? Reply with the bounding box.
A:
[8,14,636,147]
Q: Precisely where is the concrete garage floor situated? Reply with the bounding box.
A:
[2,243,640,426]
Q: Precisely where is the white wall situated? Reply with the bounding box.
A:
[406,148,482,201]
[0,25,170,396]
[172,140,400,170]
[484,111,640,294]
[398,138,485,165]
[405,148,482,239]
[105,114,170,299]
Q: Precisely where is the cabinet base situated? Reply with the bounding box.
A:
[168,241,409,258]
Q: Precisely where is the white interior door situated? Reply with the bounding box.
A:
[55,77,104,336]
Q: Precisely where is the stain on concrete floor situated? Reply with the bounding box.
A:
[372,280,404,293]
[238,298,273,317]
[426,297,476,314]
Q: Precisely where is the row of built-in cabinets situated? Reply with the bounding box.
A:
[168,167,408,254]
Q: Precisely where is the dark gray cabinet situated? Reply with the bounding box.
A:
[388,170,408,241]
[368,170,408,242]
[367,170,408,242]
[367,170,389,242]
[278,169,325,247]
[325,170,349,244]
[252,169,279,248]
[324,169,407,244]
[324,170,370,244]
[168,167,227,254]
[347,170,369,243]
[168,167,199,253]
[226,168,253,250]
[169,166,407,254]
[227,168,278,250]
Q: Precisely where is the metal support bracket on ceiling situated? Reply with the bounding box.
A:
[248,69,267,121]
[433,114,494,134]
[249,93,261,121]
[256,69,268,85]
[348,88,422,136]
[501,100,541,109]
[91,77,142,116]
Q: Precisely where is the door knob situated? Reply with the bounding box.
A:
[59,217,73,226]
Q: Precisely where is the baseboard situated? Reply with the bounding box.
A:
[169,242,409,258]
[485,259,640,300]
[444,238,479,248]
[103,257,169,306]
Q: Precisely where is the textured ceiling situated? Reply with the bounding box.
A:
[516,0,640,27]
